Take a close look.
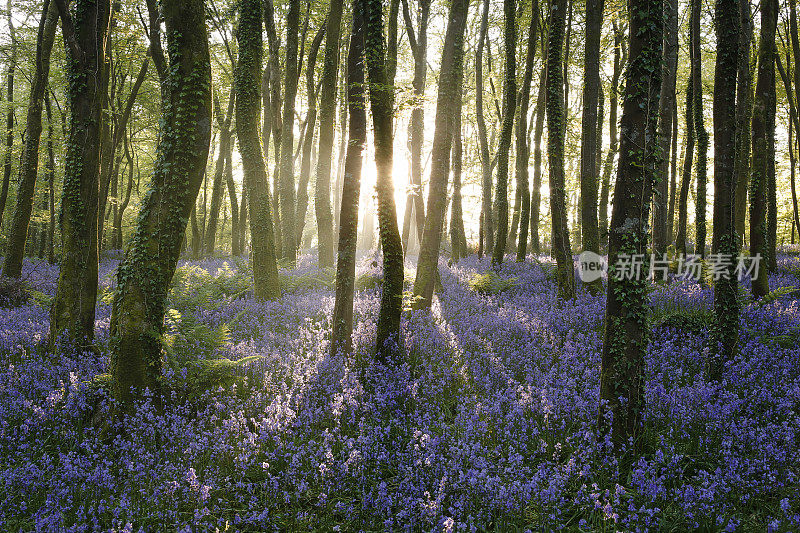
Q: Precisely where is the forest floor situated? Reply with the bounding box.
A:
[0,249,799,532]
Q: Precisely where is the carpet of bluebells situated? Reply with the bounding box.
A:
[1,249,800,532]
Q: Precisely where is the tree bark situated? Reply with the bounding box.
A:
[749,0,777,298]
[578,0,603,289]
[676,79,695,256]
[652,0,677,278]
[110,0,211,405]
[599,0,662,451]
[476,0,493,256]
[49,0,112,350]
[296,24,326,249]
[364,0,405,359]
[237,0,281,299]
[546,0,575,300]
[450,88,467,262]
[599,20,623,248]
[710,0,741,375]
[226,148,240,255]
[331,0,366,357]
[691,0,708,258]
[315,0,345,268]
[530,38,546,254]
[2,0,58,278]
[205,90,235,255]
[733,0,753,245]
[411,0,469,309]
[0,0,16,232]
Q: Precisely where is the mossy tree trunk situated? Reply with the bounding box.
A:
[749,0,777,298]
[226,142,240,256]
[237,0,281,300]
[733,0,753,245]
[364,0,405,359]
[278,0,301,263]
[411,0,469,310]
[109,0,211,405]
[530,36,546,254]
[676,79,694,257]
[400,0,430,252]
[314,0,345,269]
[514,0,538,262]
[49,0,112,351]
[546,0,575,300]
[599,0,662,451]
[45,95,56,264]
[690,0,708,258]
[475,0,493,257]
[331,0,366,357]
[296,24,325,248]
[2,0,58,278]
[578,0,603,289]
[652,0,677,279]
[204,91,235,255]
[264,0,283,256]
[0,0,15,232]
[490,0,516,266]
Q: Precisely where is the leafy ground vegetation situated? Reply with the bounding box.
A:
[1,250,799,532]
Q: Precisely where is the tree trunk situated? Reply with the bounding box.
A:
[411,0,469,309]
[278,0,301,264]
[315,0,345,268]
[2,0,58,278]
[331,0,366,357]
[113,137,135,251]
[237,0,281,299]
[264,0,283,256]
[364,0,404,359]
[476,0,493,256]
[546,0,575,299]
[599,0,662,451]
[749,0,777,298]
[691,0,708,258]
[45,96,56,264]
[733,0,753,245]
[450,88,467,262]
[226,148,240,255]
[49,0,112,350]
[490,0,517,265]
[530,51,546,254]
[296,24,325,249]
[666,97,678,243]
[400,0,430,253]
[110,0,211,406]
[652,0,677,278]
[578,0,603,290]
[205,91,235,255]
[0,0,16,232]
[599,20,623,248]
[514,0,538,261]
[710,0,740,375]
[676,79,695,256]
[238,191,248,253]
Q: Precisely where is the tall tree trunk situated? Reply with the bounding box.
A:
[2,0,58,278]
[205,91,235,255]
[49,0,112,350]
[226,148,240,255]
[749,0,777,298]
[599,0,662,451]
[264,0,283,256]
[110,0,212,406]
[238,192,248,253]
[315,0,345,268]
[778,49,800,243]
[364,0,404,359]
[278,0,301,264]
[412,0,469,309]
[515,0,538,261]
[652,0,677,278]
[113,137,135,250]
[476,0,493,256]
[450,88,467,262]
[578,0,603,289]
[45,95,56,264]
[546,0,575,299]
[400,0,431,252]
[490,0,517,265]
[599,20,623,247]
[0,0,16,232]
[710,0,740,375]
[331,0,366,357]
[296,24,325,249]
[237,0,281,299]
[530,46,546,254]
[691,0,708,258]
[676,79,695,256]
[733,0,753,245]
[666,97,678,243]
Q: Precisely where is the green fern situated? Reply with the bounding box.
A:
[754,286,798,308]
